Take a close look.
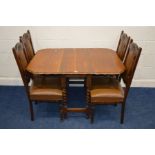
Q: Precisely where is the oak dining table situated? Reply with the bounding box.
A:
[26,48,125,115]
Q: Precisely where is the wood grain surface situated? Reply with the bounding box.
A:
[27,48,125,75]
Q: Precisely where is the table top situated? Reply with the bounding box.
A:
[26,48,125,75]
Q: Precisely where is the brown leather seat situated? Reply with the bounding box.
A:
[30,77,63,101]
[87,42,142,124]
[12,42,66,121]
[91,78,124,103]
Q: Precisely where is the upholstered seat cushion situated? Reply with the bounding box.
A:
[90,78,124,103]
[30,77,63,101]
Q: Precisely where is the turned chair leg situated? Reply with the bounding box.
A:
[120,101,126,124]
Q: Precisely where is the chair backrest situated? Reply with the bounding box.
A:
[116,31,131,62]
[122,42,142,87]
[27,30,35,53]
[20,30,35,63]
[12,42,30,87]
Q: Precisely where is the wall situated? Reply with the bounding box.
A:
[0,26,155,87]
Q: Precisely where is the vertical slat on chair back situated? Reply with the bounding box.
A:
[20,31,35,63]
[116,31,131,61]
[27,30,35,53]
[122,42,142,87]
[12,43,30,87]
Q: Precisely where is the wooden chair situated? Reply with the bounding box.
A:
[116,31,132,62]
[20,30,35,63]
[12,42,67,121]
[87,42,142,124]
[94,31,132,81]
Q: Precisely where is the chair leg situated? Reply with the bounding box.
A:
[86,106,90,119]
[90,105,95,124]
[120,102,126,124]
[28,99,34,121]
